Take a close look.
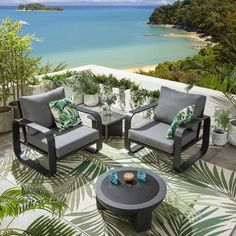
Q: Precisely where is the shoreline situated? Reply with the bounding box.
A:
[123,25,211,73]
[16,10,63,12]
[150,24,212,43]
[121,64,158,73]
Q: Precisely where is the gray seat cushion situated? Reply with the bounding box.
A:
[128,120,197,154]
[27,125,99,158]
[154,87,206,131]
[20,87,65,130]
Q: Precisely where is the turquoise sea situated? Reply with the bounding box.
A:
[0,6,202,69]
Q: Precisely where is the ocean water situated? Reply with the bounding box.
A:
[0,6,202,69]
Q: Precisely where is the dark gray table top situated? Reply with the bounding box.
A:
[95,167,167,211]
[86,106,126,126]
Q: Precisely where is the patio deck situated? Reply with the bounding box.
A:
[0,66,236,235]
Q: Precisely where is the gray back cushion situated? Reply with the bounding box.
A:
[154,87,206,126]
[20,87,65,129]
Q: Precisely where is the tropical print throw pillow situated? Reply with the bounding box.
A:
[166,105,195,139]
[49,96,82,132]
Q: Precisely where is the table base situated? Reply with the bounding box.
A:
[96,198,153,232]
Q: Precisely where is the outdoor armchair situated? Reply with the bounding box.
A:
[12,87,102,176]
[125,86,211,172]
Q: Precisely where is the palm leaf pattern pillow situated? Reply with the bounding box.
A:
[49,96,82,132]
[166,105,195,139]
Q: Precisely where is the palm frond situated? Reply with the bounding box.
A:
[178,161,236,201]
[69,209,132,236]
[0,184,67,222]
[24,215,81,236]
[152,203,232,236]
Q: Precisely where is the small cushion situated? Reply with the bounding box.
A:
[128,120,197,154]
[20,87,65,133]
[49,96,82,132]
[27,125,99,158]
[166,105,195,139]
[154,87,206,131]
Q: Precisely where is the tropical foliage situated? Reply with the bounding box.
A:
[213,109,231,133]
[140,0,236,95]
[49,96,82,132]
[0,184,80,235]
[41,71,160,116]
[0,18,40,110]
[0,18,68,111]
[166,105,195,138]
[149,0,236,42]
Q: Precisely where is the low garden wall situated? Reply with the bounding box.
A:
[26,64,236,119]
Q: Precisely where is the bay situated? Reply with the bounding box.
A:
[0,6,203,69]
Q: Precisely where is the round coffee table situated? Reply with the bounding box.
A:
[95,167,167,232]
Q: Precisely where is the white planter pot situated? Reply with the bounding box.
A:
[25,82,50,95]
[84,93,99,107]
[0,107,14,133]
[228,119,236,146]
[212,131,228,146]
[64,86,83,104]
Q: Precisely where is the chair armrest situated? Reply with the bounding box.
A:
[174,115,210,138]
[125,100,159,125]
[77,106,102,137]
[127,101,159,117]
[14,118,55,149]
[125,101,159,144]
[12,118,57,176]
[174,116,207,138]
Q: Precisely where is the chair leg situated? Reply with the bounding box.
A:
[85,138,103,154]
[173,117,210,172]
[125,137,144,153]
[12,120,57,177]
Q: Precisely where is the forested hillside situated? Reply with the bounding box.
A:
[149,0,236,41]
[140,0,236,93]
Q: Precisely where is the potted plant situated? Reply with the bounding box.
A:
[212,109,231,146]
[72,71,99,107]
[0,84,14,133]
[3,19,41,118]
[222,75,236,146]
[228,119,236,146]
[0,19,15,132]
[102,88,117,116]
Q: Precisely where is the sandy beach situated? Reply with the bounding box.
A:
[121,64,158,73]
[148,24,212,42]
[160,32,210,42]
[123,25,213,73]
[144,32,210,42]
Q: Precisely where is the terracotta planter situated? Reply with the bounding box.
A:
[84,93,99,107]
[212,131,227,146]
[0,107,14,133]
[228,119,236,146]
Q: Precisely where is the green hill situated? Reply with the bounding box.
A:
[139,0,236,93]
[17,3,63,11]
[149,0,236,42]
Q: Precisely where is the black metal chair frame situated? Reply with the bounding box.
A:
[13,103,103,177]
[124,101,211,172]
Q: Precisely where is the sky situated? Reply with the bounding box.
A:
[0,0,174,6]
